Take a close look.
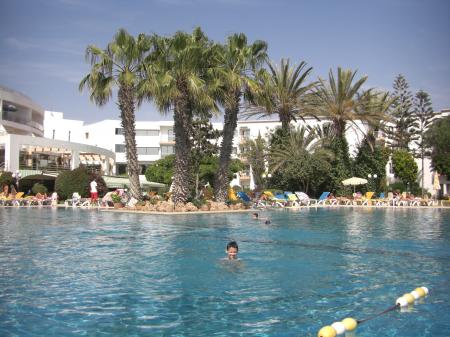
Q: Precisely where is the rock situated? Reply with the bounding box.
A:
[185,202,198,212]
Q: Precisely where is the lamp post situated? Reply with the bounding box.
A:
[367,173,377,192]
[12,170,22,191]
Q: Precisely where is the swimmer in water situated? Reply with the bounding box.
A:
[226,241,239,260]
[252,212,270,224]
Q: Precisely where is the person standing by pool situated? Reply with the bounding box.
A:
[90,179,98,203]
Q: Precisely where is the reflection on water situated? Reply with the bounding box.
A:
[0,208,449,337]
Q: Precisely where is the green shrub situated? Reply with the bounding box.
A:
[111,193,122,203]
[32,183,48,195]
[0,171,13,190]
[55,166,107,200]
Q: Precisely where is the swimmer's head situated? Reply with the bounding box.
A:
[264,219,271,225]
[226,241,238,260]
[252,213,259,219]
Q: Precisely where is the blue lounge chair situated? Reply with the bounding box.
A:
[315,192,330,205]
[237,191,251,203]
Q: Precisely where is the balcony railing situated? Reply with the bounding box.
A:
[19,162,71,174]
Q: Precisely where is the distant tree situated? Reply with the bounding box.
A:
[411,90,436,195]
[309,67,385,139]
[242,133,268,190]
[140,28,217,204]
[247,58,316,132]
[0,171,13,191]
[32,183,48,195]
[391,149,418,188]
[144,154,244,192]
[388,74,417,150]
[190,115,221,198]
[213,33,267,202]
[354,138,390,193]
[55,166,106,200]
[269,127,333,195]
[145,155,175,185]
[424,116,450,177]
[80,29,150,201]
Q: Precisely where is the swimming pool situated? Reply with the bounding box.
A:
[0,207,449,336]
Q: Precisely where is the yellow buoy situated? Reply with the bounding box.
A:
[341,317,358,331]
[318,325,337,337]
[421,286,429,295]
[414,287,426,297]
[403,293,415,305]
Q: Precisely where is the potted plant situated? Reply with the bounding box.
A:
[111,193,123,208]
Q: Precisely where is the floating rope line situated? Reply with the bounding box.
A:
[317,286,429,337]
[356,304,398,324]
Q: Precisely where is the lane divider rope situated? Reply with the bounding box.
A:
[317,286,429,337]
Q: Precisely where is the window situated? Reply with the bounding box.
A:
[161,145,174,156]
[52,130,55,139]
[115,128,124,135]
[85,132,89,139]
[116,163,127,175]
[137,147,159,155]
[232,147,238,155]
[115,144,126,153]
[168,129,175,141]
[240,128,250,141]
[136,129,159,136]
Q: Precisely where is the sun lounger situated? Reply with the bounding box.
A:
[295,192,312,206]
[237,191,251,203]
[315,192,331,205]
[361,191,375,206]
[263,191,286,207]
[284,192,300,206]
[228,188,238,202]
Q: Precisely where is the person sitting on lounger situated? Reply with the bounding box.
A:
[0,184,9,198]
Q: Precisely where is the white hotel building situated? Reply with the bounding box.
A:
[1,85,448,195]
[44,109,449,196]
[0,86,115,189]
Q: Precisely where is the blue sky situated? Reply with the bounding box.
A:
[1,0,449,123]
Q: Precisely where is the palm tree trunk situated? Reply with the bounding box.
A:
[172,82,193,204]
[214,94,240,202]
[280,112,291,133]
[334,119,346,138]
[118,84,141,201]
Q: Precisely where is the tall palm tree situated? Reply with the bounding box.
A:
[246,58,316,133]
[309,67,386,138]
[79,29,150,200]
[139,28,217,204]
[213,33,267,202]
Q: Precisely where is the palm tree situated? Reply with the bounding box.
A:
[269,127,333,193]
[79,29,150,200]
[241,133,268,190]
[309,67,386,138]
[213,33,267,202]
[246,58,316,133]
[139,28,217,204]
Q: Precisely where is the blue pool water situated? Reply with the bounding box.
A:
[0,207,449,337]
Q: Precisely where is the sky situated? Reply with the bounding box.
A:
[1,0,449,123]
